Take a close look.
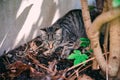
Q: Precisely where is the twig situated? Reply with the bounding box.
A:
[67,57,94,72]
[67,52,109,72]
[16,44,29,58]
[68,65,84,78]
[79,64,92,73]
[103,45,109,80]
[26,54,53,72]
[67,64,92,79]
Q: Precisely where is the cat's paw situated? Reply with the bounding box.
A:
[61,49,71,59]
[43,50,51,56]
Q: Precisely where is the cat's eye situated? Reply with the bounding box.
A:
[54,35,61,40]
[42,36,48,40]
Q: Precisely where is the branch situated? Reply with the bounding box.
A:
[88,7,120,72]
[80,0,91,32]
[90,7,120,33]
[80,0,100,70]
[109,18,120,76]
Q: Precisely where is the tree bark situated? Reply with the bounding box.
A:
[80,0,91,33]
[80,0,101,70]
[88,7,120,73]
[108,18,120,76]
[104,0,120,77]
[80,0,120,77]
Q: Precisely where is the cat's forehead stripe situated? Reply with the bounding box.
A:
[46,27,60,33]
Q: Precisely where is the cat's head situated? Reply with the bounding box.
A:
[40,27,62,56]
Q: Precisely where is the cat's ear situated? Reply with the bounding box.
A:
[39,29,47,36]
[55,28,62,35]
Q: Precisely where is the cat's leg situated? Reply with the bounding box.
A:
[60,40,80,59]
[61,43,74,59]
[61,46,69,58]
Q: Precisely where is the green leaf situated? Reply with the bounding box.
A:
[80,43,88,48]
[74,59,82,65]
[73,50,81,55]
[80,38,89,41]
[67,50,81,59]
[89,49,93,53]
[67,53,79,59]
[80,38,90,47]
[68,49,89,65]
[112,0,120,7]
[82,54,89,59]
[73,54,88,65]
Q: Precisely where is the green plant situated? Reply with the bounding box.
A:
[67,38,92,65]
[79,38,90,48]
[67,50,88,65]
[112,0,120,7]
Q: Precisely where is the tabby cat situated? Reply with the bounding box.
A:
[40,9,87,58]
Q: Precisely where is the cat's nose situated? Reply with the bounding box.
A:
[49,41,53,49]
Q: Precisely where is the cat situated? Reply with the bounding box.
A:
[39,9,88,58]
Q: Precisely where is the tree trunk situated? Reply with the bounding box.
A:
[80,0,91,32]
[105,0,120,77]
[89,7,120,75]
[80,0,120,77]
[108,18,120,77]
[80,0,99,70]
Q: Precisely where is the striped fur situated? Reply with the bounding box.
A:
[40,9,87,57]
